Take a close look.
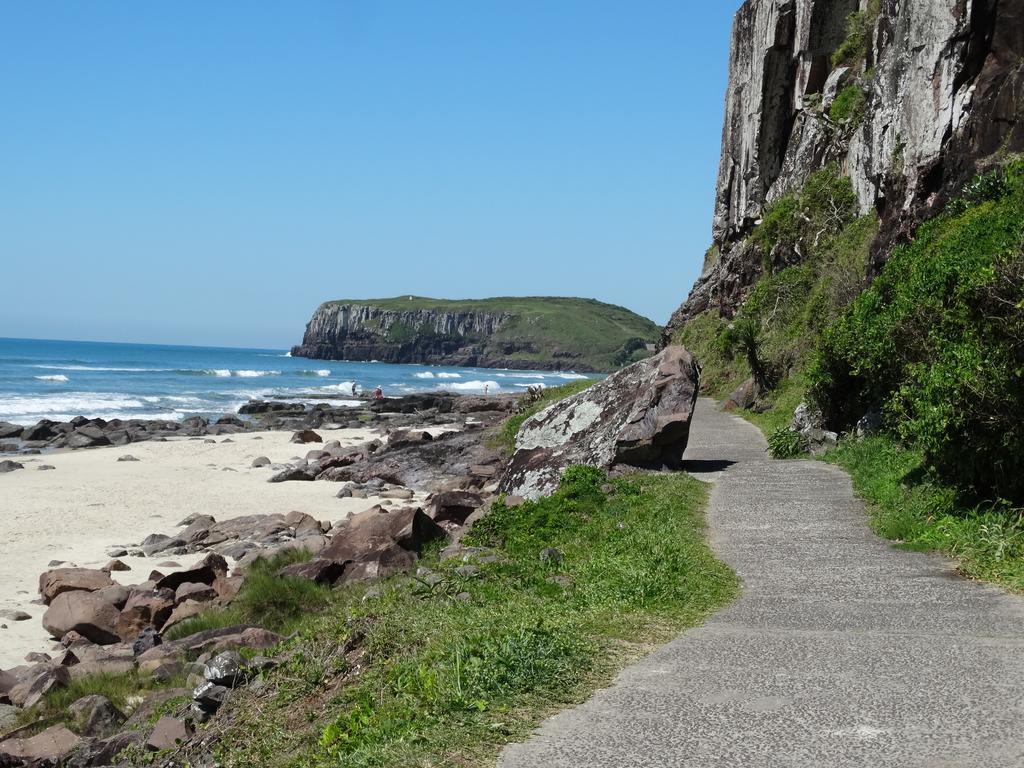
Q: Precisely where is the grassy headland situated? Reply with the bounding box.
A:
[300,296,660,372]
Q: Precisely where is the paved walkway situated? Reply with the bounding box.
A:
[500,400,1024,767]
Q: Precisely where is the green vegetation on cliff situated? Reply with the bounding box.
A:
[297,296,659,372]
[673,159,1024,589]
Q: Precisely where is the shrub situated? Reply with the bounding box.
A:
[811,160,1024,502]
[752,166,857,257]
[767,427,808,459]
[831,4,879,68]
[829,84,866,126]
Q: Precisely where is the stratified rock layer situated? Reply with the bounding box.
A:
[500,346,700,499]
[664,0,1024,341]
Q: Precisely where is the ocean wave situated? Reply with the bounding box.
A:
[555,373,590,380]
[32,364,171,372]
[0,393,148,423]
[202,369,281,378]
[35,374,69,382]
[438,380,501,394]
[414,371,462,380]
[313,382,358,394]
[296,369,331,377]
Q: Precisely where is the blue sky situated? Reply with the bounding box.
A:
[0,2,736,349]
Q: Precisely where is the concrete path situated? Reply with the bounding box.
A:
[500,399,1024,767]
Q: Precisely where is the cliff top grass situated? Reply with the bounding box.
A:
[315,296,660,371]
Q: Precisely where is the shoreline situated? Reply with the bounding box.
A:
[0,426,433,670]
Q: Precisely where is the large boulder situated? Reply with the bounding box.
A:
[500,345,700,499]
[284,505,446,586]
[42,591,121,644]
[39,568,115,605]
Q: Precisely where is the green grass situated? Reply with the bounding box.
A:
[176,468,736,768]
[12,670,189,737]
[825,438,1024,590]
[489,380,596,453]
[312,296,660,372]
[165,549,330,640]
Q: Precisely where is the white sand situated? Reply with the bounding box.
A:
[0,428,425,669]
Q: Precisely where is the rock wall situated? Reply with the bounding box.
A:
[291,303,519,368]
[665,0,1024,341]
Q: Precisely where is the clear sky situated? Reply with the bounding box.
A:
[0,2,736,349]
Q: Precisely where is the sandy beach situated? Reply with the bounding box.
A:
[0,427,429,669]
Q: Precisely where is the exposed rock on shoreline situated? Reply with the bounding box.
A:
[501,346,700,499]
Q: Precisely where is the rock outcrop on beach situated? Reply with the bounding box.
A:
[663,0,1024,340]
[290,296,660,372]
[500,345,701,499]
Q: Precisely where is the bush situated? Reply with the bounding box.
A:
[752,166,858,257]
[829,84,866,126]
[831,4,879,68]
[767,427,807,459]
[811,160,1024,502]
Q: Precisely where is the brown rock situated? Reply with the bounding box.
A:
[7,666,70,708]
[278,558,347,585]
[339,543,417,583]
[69,658,136,681]
[146,715,190,751]
[290,429,323,444]
[96,584,131,609]
[175,581,217,604]
[116,589,175,642]
[38,568,114,605]
[430,490,484,525]
[101,559,131,573]
[43,591,120,644]
[212,573,245,604]
[0,724,80,762]
[68,693,126,737]
[321,505,445,563]
[155,552,229,592]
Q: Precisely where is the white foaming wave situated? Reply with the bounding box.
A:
[414,371,462,380]
[202,369,281,378]
[32,364,170,372]
[0,393,148,424]
[439,380,501,394]
[313,381,357,394]
[35,374,69,382]
[514,382,548,389]
[556,373,590,380]
[296,369,331,377]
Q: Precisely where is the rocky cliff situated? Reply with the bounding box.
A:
[664,0,1024,341]
[291,296,660,372]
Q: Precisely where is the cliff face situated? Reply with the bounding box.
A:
[665,0,1024,341]
[291,297,661,372]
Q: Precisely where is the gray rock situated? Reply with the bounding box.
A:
[68,694,126,737]
[117,454,140,462]
[0,460,24,473]
[251,456,271,468]
[501,346,699,499]
[203,650,246,687]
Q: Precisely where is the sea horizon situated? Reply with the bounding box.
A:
[0,336,595,426]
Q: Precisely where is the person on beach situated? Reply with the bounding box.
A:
[374,385,384,399]
[351,382,358,397]
[484,384,489,396]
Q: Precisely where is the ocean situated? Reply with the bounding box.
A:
[0,337,595,426]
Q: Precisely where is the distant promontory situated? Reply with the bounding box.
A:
[290,296,659,372]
